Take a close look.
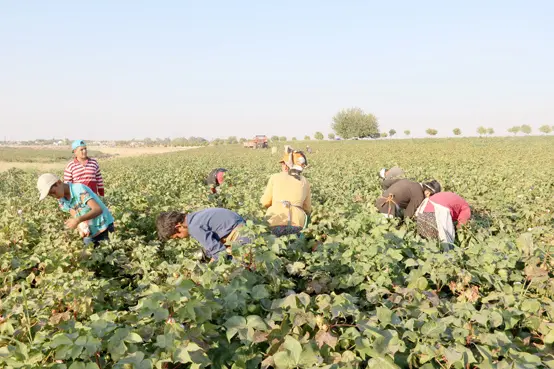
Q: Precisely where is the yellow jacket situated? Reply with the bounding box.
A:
[260,172,312,227]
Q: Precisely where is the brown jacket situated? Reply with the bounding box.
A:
[375,179,424,219]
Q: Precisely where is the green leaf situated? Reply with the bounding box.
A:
[366,356,400,369]
[420,321,446,338]
[85,364,99,369]
[51,334,73,348]
[286,262,305,275]
[489,311,503,328]
[521,299,541,313]
[544,329,554,344]
[444,348,463,366]
[377,306,392,327]
[273,351,294,369]
[125,332,143,343]
[68,363,85,369]
[246,315,267,330]
[251,285,270,300]
[224,316,247,340]
[282,336,302,364]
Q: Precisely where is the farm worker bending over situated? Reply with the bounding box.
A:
[261,146,312,236]
[379,166,406,190]
[205,168,227,194]
[156,208,251,262]
[415,181,471,243]
[64,140,105,197]
[37,173,115,246]
[375,177,427,219]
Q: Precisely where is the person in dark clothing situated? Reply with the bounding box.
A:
[375,178,426,219]
[379,166,406,190]
[205,168,227,194]
[156,208,250,261]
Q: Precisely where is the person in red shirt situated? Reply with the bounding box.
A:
[64,140,105,197]
[205,168,227,194]
[416,180,471,242]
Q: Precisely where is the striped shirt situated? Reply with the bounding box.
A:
[63,158,105,196]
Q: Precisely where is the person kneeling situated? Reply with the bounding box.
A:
[415,181,471,244]
[37,173,115,246]
[156,208,251,262]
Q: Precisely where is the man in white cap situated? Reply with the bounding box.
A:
[37,173,114,246]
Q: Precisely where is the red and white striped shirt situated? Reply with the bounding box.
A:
[63,158,105,196]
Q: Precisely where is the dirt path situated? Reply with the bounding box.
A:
[0,146,199,172]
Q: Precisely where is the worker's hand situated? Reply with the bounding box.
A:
[65,218,80,230]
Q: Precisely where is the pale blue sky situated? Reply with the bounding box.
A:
[1,1,552,140]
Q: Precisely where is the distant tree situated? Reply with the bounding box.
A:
[404,130,411,137]
[389,129,397,137]
[328,133,335,140]
[279,136,287,142]
[453,128,462,136]
[271,135,279,142]
[477,126,487,136]
[239,138,246,143]
[314,132,324,140]
[292,137,297,141]
[487,128,494,136]
[212,138,224,146]
[539,125,552,134]
[507,126,520,135]
[304,135,310,140]
[381,132,388,138]
[226,136,238,144]
[426,129,438,136]
[144,137,153,147]
[520,124,532,135]
[331,107,379,139]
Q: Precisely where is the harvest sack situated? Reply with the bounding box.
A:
[416,198,455,244]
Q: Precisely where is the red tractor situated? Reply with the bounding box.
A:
[243,135,269,149]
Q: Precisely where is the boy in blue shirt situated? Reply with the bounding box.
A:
[37,173,115,246]
[156,208,251,261]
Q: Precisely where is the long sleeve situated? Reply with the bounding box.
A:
[260,176,274,208]
[303,181,312,214]
[457,202,471,225]
[95,163,105,196]
[64,162,73,183]
[187,226,226,259]
[405,193,424,219]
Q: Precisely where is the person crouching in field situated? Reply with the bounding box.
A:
[375,176,428,219]
[415,181,471,244]
[205,168,227,194]
[37,173,115,246]
[64,140,105,197]
[156,208,251,262]
[379,166,406,190]
[261,146,312,236]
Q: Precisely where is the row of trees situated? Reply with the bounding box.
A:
[130,123,554,147]
[330,107,554,138]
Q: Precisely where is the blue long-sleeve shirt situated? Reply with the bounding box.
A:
[186,208,245,259]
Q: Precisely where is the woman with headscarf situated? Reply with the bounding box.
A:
[379,166,406,190]
[260,146,312,236]
[416,181,471,243]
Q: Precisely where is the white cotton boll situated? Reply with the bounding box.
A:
[17,209,23,215]
[528,228,533,231]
